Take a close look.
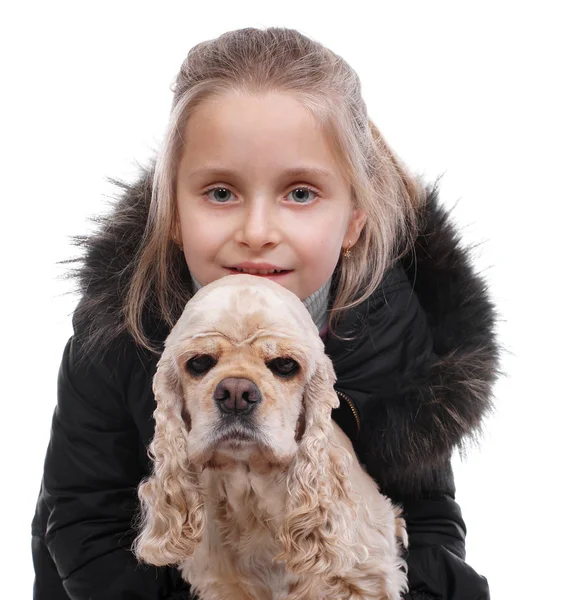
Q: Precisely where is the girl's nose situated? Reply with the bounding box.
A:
[235,198,282,249]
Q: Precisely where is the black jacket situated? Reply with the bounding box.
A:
[31,166,501,600]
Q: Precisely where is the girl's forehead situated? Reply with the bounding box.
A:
[178,91,347,188]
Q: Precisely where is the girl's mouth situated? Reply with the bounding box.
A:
[226,267,292,277]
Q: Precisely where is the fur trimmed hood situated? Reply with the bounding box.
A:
[64,162,502,500]
[325,188,502,499]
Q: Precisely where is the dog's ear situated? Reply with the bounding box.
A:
[278,353,363,576]
[132,351,206,566]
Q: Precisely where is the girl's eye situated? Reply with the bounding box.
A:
[203,185,319,205]
[288,187,319,204]
[206,187,233,203]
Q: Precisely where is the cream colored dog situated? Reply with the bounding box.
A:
[133,274,408,599]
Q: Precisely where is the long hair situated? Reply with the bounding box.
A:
[78,27,428,356]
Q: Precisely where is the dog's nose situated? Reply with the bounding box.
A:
[214,377,261,415]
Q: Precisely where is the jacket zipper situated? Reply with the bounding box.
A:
[335,389,361,438]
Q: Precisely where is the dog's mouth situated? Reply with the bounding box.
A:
[203,423,294,471]
[217,430,255,445]
[211,423,261,448]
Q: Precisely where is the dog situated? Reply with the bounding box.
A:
[133,274,408,599]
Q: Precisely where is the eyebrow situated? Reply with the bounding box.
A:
[187,166,333,181]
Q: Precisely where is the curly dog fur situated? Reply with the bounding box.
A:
[133,274,408,600]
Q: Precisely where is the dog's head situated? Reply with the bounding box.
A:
[154,274,333,462]
[133,275,353,568]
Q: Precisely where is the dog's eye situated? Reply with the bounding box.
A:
[267,357,300,378]
[186,354,217,376]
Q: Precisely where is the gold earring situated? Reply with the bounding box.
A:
[342,241,352,259]
[172,235,182,250]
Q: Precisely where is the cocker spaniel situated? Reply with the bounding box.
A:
[133,274,408,600]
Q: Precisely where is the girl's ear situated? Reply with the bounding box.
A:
[172,221,183,248]
[344,207,367,247]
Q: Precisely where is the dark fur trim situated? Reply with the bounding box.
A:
[59,160,189,363]
[352,179,503,498]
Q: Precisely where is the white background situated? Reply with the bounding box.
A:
[2,1,577,598]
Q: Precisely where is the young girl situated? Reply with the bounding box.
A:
[31,27,500,600]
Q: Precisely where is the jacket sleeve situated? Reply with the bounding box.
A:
[34,334,192,600]
[401,495,490,600]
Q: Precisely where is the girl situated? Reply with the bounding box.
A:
[31,27,500,600]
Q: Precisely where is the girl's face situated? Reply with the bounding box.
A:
[175,91,366,300]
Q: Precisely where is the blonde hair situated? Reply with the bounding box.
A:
[123,27,427,354]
